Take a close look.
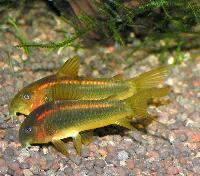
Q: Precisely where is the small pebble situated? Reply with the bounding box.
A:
[42,147,49,155]
[159,149,171,160]
[130,131,143,142]
[135,146,146,156]
[0,158,6,167]
[56,170,66,176]
[14,169,23,176]
[0,158,8,174]
[4,129,16,141]
[59,158,68,167]
[69,155,82,165]
[0,129,5,138]
[8,161,20,171]
[7,168,15,176]
[23,169,33,176]
[3,148,14,161]
[84,160,94,170]
[81,148,90,158]
[46,169,56,176]
[20,162,30,169]
[177,133,188,142]
[105,154,115,164]
[117,150,129,161]
[94,159,105,168]
[126,159,134,169]
[29,146,40,152]
[18,148,31,158]
[118,166,127,176]
[94,166,103,174]
[64,167,73,175]
[192,157,200,165]
[167,166,179,175]
[87,170,97,176]
[30,166,40,175]
[193,166,200,173]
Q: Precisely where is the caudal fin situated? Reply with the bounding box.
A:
[125,86,171,118]
[128,66,169,92]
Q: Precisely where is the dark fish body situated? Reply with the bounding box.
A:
[28,100,131,141]
[19,87,170,155]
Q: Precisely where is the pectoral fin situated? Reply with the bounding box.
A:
[81,130,93,145]
[73,133,82,155]
[112,74,123,80]
[52,139,69,156]
[115,119,137,131]
[57,56,80,77]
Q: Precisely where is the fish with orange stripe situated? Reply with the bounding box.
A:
[19,86,170,155]
[9,56,169,116]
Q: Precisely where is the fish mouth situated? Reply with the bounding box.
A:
[8,111,28,123]
[16,112,28,117]
[9,101,29,116]
[9,107,29,117]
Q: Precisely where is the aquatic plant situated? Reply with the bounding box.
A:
[1,0,200,64]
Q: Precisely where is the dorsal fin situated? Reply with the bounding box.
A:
[57,56,80,77]
[103,95,118,100]
[112,74,123,80]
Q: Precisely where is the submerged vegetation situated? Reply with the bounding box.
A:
[1,0,200,65]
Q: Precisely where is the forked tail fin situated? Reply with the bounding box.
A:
[125,86,171,118]
[127,66,169,93]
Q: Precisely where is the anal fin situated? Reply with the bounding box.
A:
[52,139,69,156]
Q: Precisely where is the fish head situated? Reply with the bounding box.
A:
[19,112,48,147]
[9,83,44,116]
[19,114,35,147]
[19,123,33,147]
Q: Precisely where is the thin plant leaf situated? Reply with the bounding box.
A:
[7,17,30,55]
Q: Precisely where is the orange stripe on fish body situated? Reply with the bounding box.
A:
[37,81,56,91]
[37,79,109,91]
[36,109,56,121]
[36,102,112,122]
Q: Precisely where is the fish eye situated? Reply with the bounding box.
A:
[23,93,31,100]
[25,126,32,133]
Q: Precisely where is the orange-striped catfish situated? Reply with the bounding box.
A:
[9,56,169,116]
[19,87,170,155]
